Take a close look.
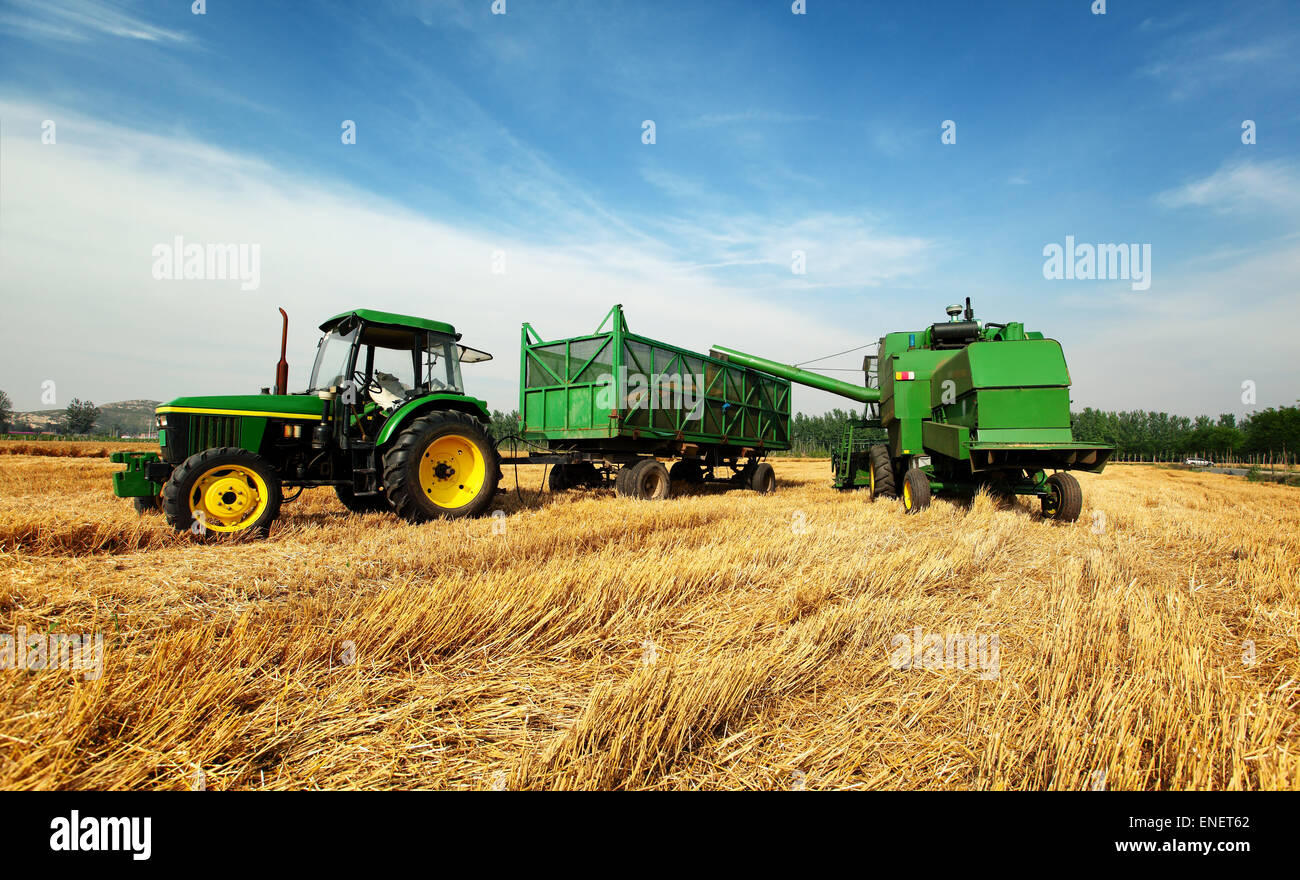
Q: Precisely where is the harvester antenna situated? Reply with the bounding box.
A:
[795,342,874,368]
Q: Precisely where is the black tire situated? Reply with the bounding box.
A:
[335,485,390,513]
[550,462,600,492]
[383,411,500,522]
[901,468,931,514]
[1041,472,1083,523]
[749,461,776,494]
[548,464,572,492]
[669,460,705,484]
[867,444,896,500]
[620,458,670,499]
[163,446,282,537]
[133,494,160,515]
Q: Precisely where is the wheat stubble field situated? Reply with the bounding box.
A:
[0,446,1296,790]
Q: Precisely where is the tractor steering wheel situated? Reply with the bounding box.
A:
[351,371,382,400]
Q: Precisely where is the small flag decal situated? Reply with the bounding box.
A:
[895,371,915,380]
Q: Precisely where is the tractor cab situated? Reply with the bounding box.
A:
[309,309,494,444]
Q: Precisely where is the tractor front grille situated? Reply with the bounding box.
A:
[163,414,241,462]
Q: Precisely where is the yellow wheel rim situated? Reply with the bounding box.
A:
[869,465,876,496]
[418,434,487,509]
[903,480,913,509]
[190,464,269,532]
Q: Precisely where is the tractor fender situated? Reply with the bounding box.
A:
[376,393,491,446]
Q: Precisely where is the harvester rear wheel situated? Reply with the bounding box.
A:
[163,447,283,537]
[669,460,705,484]
[335,485,390,513]
[1040,472,1082,523]
[867,444,896,500]
[384,411,500,521]
[749,462,777,494]
[620,458,670,500]
[901,468,932,514]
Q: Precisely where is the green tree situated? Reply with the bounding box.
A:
[0,390,12,433]
[63,398,101,434]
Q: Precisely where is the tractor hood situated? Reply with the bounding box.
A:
[156,394,325,421]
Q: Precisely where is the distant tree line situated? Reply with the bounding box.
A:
[1072,405,1300,461]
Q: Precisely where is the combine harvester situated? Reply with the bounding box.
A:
[712,299,1113,521]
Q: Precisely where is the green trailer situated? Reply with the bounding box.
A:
[515,305,790,498]
[712,299,1113,521]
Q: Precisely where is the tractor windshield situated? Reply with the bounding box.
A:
[309,325,358,392]
[423,331,463,392]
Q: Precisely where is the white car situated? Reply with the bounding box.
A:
[1184,458,1212,467]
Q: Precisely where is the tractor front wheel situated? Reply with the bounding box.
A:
[901,468,932,514]
[163,447,283,537]
[867,444,896,500]
[1040,472,1083,523]
[384,412,500,521]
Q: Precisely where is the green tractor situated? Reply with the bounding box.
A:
[112,308,501,536]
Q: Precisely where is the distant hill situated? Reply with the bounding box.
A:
[10,400,161,435]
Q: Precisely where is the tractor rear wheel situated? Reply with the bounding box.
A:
[383,411,500,521]
[901,468,932,514]
[619,458,670,499]
[867,444,896,500]
[163,447,283,537]
[1041,472,1083,523]
[335,485,390,513]
[749,461,777,494]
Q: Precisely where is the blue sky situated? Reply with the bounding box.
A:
[1,0,1298,416]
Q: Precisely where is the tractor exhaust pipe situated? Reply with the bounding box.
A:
[274,307,289,395]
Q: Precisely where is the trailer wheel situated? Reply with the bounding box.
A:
[620,458,670,500]
[548,465,572,492]
[163,446,282,537]
[749,462,777,494]
[867,444,896,500]
[1040,472,1082,523]
[550,462,600,491]
[901,468,931,514]
[384,411,500,521]
[335,485,391,513]
[669,460,705,484]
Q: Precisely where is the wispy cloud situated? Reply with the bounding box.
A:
[1157,159,1300,217]
[0,0,192,44]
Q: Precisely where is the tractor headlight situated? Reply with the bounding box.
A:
[157,414,168,428]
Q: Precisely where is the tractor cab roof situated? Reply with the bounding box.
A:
[319,309,492,363]
[320,308,458,338]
